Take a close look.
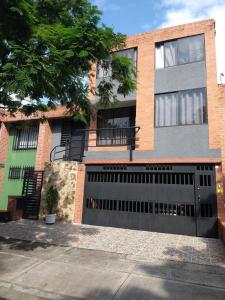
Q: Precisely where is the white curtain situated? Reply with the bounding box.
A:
[155,44,164,69]
[17,127,38,149]
[155,93,178,127]
[188,35,204,62]
[178,35,204,64]
[180,89,205,125]
[164,41,177,67]
[156,89,206,127]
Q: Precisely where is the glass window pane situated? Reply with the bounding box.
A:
[97,107,135,145]
[114,48,137,68]
[156,89,206,127]
[155,44,164,69]
[96,60,111,79]
[155,93,178,127]
[178,37,190,64]
[164,41,177,67]
[15,126,38,149]
[155,95,165,127]
[179,89,206,125]
[189,35,204,62]
[178,35,204,64]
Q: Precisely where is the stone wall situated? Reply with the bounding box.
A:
[40,161,79,223]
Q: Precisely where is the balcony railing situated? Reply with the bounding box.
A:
[50,126,140,162]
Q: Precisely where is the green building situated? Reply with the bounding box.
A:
[0,123,39,210]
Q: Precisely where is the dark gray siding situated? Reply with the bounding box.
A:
[155,61,206,94]
[95,77,136,103]
[50,120,66,161]
[84,124,221,161]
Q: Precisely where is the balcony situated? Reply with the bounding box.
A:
[50,126,140,162]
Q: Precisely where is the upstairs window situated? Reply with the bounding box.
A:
[155,34,205,69]
[97,107,136,146]
[96,48,137,79]
[155,88,207,127]
[13,126,39,150]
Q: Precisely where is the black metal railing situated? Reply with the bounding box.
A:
[50,126,140,162]
[96,127,135,146]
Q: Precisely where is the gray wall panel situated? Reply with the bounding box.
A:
[95,78,136,103]
[50,120,66,160]
[51,120,62,149]
[155,61,206,94]
[84,124,221,161]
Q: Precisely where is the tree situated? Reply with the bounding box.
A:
[0,0,136,123]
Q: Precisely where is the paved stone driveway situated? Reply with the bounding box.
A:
[0,220,225,267]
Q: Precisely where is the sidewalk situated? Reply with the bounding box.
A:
[0,237,225,300]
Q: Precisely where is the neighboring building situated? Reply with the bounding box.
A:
[1,19,225,240]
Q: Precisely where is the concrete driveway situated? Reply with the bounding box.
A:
[0,237,225,299]
[0,220,225,266]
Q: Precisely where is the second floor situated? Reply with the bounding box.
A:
[0,19,223,166]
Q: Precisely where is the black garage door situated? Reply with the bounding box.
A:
[82,164,218,238]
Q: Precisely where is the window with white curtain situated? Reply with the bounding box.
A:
[155,88,207,127]
[155,34,205,69]
[164,41,177,67]
[155,44,164,69]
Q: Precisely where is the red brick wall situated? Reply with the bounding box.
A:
[217,85,225,241]
[35,121,52,171]
[1,106,69,123]
[0,123,9,197]
[74,163,86,223]
[89,19,218,153]
[219,220,225,245]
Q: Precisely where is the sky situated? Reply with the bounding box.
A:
[91,0,225,83]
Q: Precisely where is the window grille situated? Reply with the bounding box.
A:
[8,167,21,179]
[13,126,39,150]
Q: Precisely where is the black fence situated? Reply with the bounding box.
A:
[22,171,43,220]
[50,126,140,162]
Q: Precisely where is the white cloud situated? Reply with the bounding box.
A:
[142,23,152,31]
[160,0,225,83]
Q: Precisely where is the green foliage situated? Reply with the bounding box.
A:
[0,0,136,123]
[45,186,59,214]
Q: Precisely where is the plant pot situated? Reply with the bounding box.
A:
[45,213,56,225]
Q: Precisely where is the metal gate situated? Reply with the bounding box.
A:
[22,171,44,220]
[82,164,218,237]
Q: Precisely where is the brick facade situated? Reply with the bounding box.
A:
[83,19,225,238]
[0,19,225,238]
[217,85,225,242]
[0,123,9,199]
[35,121,52,171]
[89,19,219,153]
[74,163,86,223]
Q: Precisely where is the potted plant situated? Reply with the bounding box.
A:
[45,186,59,224]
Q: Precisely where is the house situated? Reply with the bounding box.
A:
[0,19,225,240]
